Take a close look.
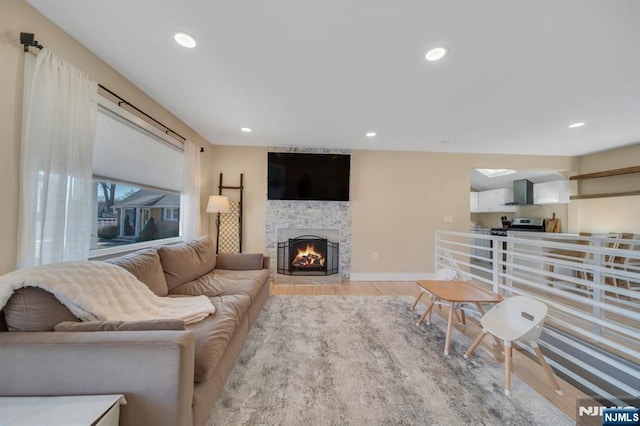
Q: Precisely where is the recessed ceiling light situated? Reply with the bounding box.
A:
[174,32,197,48]
[366,132,377,137]
[568,122,585,128]
[241,127,252,133]
[426,47,447,62]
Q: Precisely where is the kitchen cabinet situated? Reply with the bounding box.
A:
[476,188,516,213]
[470,192,479,213]
[534,180,570,204]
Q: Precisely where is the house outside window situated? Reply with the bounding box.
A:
[94,181,180,250]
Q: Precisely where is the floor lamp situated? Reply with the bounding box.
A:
[206,195,230,254]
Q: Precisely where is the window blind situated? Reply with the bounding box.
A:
[93,106,183,192]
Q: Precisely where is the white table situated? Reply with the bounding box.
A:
[0,394,126,426]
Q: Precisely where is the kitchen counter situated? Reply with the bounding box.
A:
[471,227,492,233]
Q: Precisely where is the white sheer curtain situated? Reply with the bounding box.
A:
[180,140,201,241]
[18,49,98,268]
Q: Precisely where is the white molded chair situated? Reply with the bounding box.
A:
[463,296,563,397]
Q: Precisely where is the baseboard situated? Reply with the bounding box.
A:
[349,273,436,282]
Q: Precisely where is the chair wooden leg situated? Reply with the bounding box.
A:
[410,292,424,311]
[475,303,502,348]
[534,346,564,396]
[463,330,487,359]
[460,306,466,325]
[504,342,512,396]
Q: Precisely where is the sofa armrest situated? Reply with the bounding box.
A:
[215,253,265,270]
[0,330,195,426]
[262,255,270,270]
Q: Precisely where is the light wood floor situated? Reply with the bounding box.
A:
[270,280,588,421]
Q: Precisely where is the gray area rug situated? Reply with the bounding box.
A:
[207,296,571,425]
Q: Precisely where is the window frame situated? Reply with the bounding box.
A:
[89,95,185,259]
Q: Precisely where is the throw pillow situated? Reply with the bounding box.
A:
[158,236,217,291]
[106,249,169,296]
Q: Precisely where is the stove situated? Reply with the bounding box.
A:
[490,217,545,236]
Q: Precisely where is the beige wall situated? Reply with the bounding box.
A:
[206,146,267,253]
[352,152,577,273]
[351,150,470,273]
[569,143,640,234]
[0,0,212,274]
[206,147,579,275]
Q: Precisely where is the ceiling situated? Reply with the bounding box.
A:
[28,0,640,156]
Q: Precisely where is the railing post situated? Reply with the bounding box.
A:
[591,239,604,336]
[492,235,500,294]
[506,236,514,294]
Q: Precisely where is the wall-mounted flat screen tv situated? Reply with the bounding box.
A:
[268,152,350,201]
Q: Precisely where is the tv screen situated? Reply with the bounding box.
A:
[268,153,350,201]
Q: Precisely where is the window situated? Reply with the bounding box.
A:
[164,208,180,221]
[91,97,184,253]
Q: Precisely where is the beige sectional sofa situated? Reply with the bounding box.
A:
[0,236,270,426]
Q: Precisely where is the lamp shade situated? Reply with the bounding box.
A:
[206,195,230,213]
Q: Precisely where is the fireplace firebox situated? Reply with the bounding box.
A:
[277,235,339,276]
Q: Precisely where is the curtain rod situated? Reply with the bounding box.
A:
[20,32,187,143]
[97,84,186,142]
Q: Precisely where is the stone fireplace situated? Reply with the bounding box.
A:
[265,147,351,284]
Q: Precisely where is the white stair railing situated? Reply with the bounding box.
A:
[435,230,640,403]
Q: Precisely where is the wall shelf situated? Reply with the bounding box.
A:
[570,166,640,181]
[569,165,640,200]
[570,190,640,200]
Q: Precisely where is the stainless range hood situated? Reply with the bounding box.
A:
[505,179,534,206]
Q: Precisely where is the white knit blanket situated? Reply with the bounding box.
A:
[0,262,215,325]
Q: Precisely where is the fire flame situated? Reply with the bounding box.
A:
[292,243,326,268]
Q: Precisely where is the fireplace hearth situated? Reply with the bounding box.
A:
[277,235,339,276]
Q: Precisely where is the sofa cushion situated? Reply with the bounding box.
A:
[158,237,217,291]
[106,249,169,296]
[169,269,270,303]
[54,319,185,332]
[215,253,264,270]
[3,287,79,331]
[187,294,251,382]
